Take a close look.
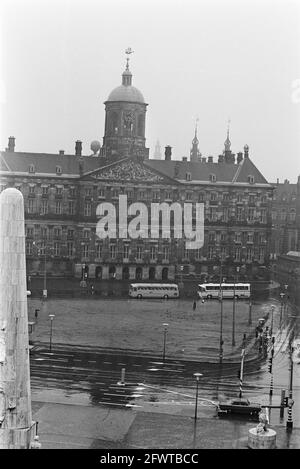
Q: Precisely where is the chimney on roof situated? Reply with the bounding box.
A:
[59,150,65,155]
[75,140,82,157]
[207,156,213,163]
[164,146,172,161]
[201,157,206,163]
[7,136,15,152]
[218,154,224,163]
[237,152,243,164]
[182,156,188,162]
[277,178,279,185]
[244,144,249,158]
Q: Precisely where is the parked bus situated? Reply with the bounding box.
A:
[198,283,251,300]
[129,283,179,299]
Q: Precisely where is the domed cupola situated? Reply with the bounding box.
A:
[102,49,149,161]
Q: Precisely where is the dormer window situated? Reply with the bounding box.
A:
[186,172,191,181]
[209,174,216,182]
[28,164,35,173]
[248,175,255,184]
[56,165,62,175]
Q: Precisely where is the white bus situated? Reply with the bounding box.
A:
[129,283,179,299]
[198,283,251,300]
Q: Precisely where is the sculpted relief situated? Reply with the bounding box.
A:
[92,160,164,183]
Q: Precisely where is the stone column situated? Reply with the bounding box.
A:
[0,188,37,448]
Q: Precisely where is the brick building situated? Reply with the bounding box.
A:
[269,177,300,262]
[0,58,274,284]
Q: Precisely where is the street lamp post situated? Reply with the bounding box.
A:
[286,340,294,430]
[219,261,224,363]
[270,305,275,336]
[162,323,168,363]
[279,293,285,325]
[239,333,247,398]
[232,267,239,347]
[49,314,55,351]
[193,372,203,421]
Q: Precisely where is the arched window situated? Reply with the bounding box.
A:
[110,112,118,135]
[138,114,144,136]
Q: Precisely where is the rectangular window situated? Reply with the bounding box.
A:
[246,247,253,261]
[83,230,90,239]
[29,186,35,194]
[248,208,254,221]
[123,244,129,259]
[96,243,102,258]
[234,247,241,261]
[28,199,35,213]
[208,246,214,259]
[84,203,91,217]
[222,208,229,222]
[98,188,105,197]
[221,247,227,261]
[110,244,116,259]
[56,187,63,195]
[208,232,215,243]
[136,246,142,260]
[67,229,74,239]
[195,248,201,260]
[26,227,34,237]
[67,242,74,257]
[249,195,255,204]
[54,242,60,256]
[259,247,265,262]
[247,232,254,243]
[85,188,92,197]
[41,200,48,215]
[210,193,217,201]
[42,186,48,196]
[41,227,47,238]
[236,207,243,221]
[55,201,62,215]
[235,232,241,243]
[163,246,169,261]
[54,228,61,239]
[82,244,89,258]
[69,187,76,197]
[260,209,266,223]
[26,241,33,255]
[68,201,75,215]
[150,246,156,260]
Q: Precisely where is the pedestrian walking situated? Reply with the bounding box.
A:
[193,300,196,311]
[34,308,39,319]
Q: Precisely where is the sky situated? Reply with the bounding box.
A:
[0,0,300,183]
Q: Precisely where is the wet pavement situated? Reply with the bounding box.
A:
[27,291,300,449]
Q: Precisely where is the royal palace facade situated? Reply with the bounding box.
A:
[0,58,274,283]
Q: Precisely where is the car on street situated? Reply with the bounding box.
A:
[217,398,261,417]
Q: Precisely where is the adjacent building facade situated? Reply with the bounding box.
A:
[0,58,274,283]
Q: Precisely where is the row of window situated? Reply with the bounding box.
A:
[0,184,270,204]
[25,240,265,263]
[25,199,268,222]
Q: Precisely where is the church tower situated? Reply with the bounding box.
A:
[190,120,201,162]
[102,49,149,160]
[153,140,162,159]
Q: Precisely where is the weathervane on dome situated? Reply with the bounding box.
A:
[125,47,134,70]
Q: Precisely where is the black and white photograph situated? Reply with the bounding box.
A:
[0,0,300,454]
